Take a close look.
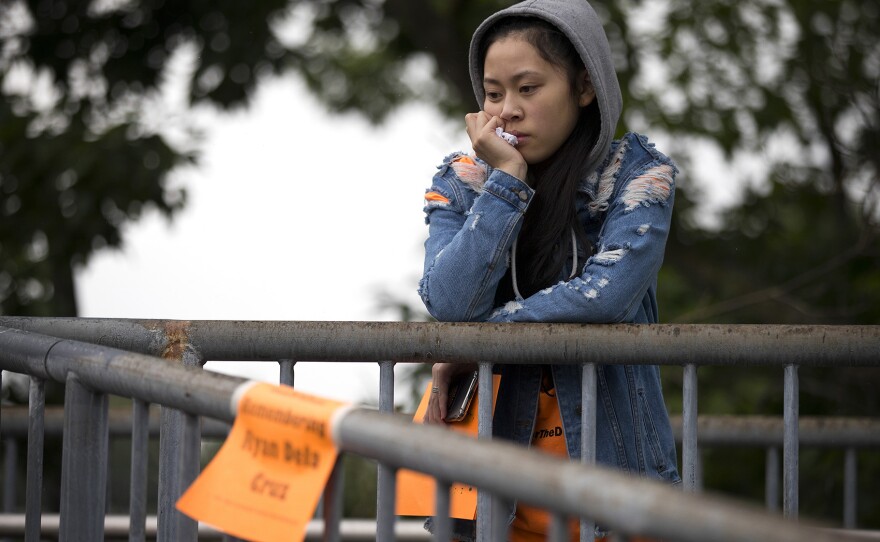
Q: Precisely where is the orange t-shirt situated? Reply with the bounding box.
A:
[509,385,581,542]
[508,379,654,542]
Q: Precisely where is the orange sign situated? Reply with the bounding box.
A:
[176,382,350,542]
[396,375,500,519]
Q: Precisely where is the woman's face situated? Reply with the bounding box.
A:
[482,35,595,165]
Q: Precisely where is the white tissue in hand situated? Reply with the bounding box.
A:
[495,127,519,146]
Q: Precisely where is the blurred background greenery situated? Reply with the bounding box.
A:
[1,0,878,529]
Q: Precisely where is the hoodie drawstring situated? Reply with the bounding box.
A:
[511,227,579,301]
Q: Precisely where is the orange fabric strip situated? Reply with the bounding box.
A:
[425,192,451,204]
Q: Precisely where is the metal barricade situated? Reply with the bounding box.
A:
[0,319,878,541]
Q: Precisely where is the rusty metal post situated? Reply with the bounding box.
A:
[157,323,202,542]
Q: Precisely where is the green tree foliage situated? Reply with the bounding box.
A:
[287,0,880,325]
[635,3,880,523]
[643,0,880,325]
[0,0,295,315]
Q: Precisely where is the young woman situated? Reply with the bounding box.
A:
[419,0,681,540]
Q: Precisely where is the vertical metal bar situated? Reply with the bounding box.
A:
[580,363,597,542]
[476,362,494,542]
[157,406,186,540]
[157,349,202,541]
[378,362,395,414]
[182,350,203,520]
[549,512,569,542]
[279,359,295,387]
[682,364,698,492]
[322,457,345,542]
[783,364,799,519]
[59,372,109,541]
[3,438,17,513]
[377,361,396,541]
[0,370,11,542]
[129,399,149,542]
[695,447,704,491]
[490,496,508,542]
[25,377,45,542]
[105,448,113,514]
[843,447,857,529]
[181,410,201,493]
[377,465,397,542]
[434,480,452,542]
[0,368,14,540]
[765,446,780,512]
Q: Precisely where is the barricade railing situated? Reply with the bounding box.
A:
[3,407,878,535]
[0,318,878,542]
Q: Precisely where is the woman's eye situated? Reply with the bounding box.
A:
[520,85,536,94]
[485,91,502,101]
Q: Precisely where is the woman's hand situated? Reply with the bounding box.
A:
[465,112,528,182]
[424,362,478,424]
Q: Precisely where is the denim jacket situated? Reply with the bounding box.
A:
[418,133,681,539]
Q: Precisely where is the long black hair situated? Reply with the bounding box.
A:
[479,17,602,298]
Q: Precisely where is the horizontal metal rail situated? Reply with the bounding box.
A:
[0,406,231,438]
[670,415,880,448]
[4,407,880,447]
[0,326,240,421]
[1,515,870,541]
[0,325,871,542]
[1,317,878,366]
[0,515,432,541]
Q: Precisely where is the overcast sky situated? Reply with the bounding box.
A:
[75,74,470,406]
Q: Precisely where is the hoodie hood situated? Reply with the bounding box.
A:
[469,0,622,177]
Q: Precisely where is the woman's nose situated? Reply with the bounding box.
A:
[500,99,522,121]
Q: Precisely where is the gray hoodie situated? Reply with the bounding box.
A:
[468,0,622,178]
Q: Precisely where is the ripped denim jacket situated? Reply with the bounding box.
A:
[418,133,682,540]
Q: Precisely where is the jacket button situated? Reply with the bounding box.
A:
[575,405,582,415]
[518,190,528,201]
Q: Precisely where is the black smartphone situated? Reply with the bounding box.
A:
[446,370,479,422]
